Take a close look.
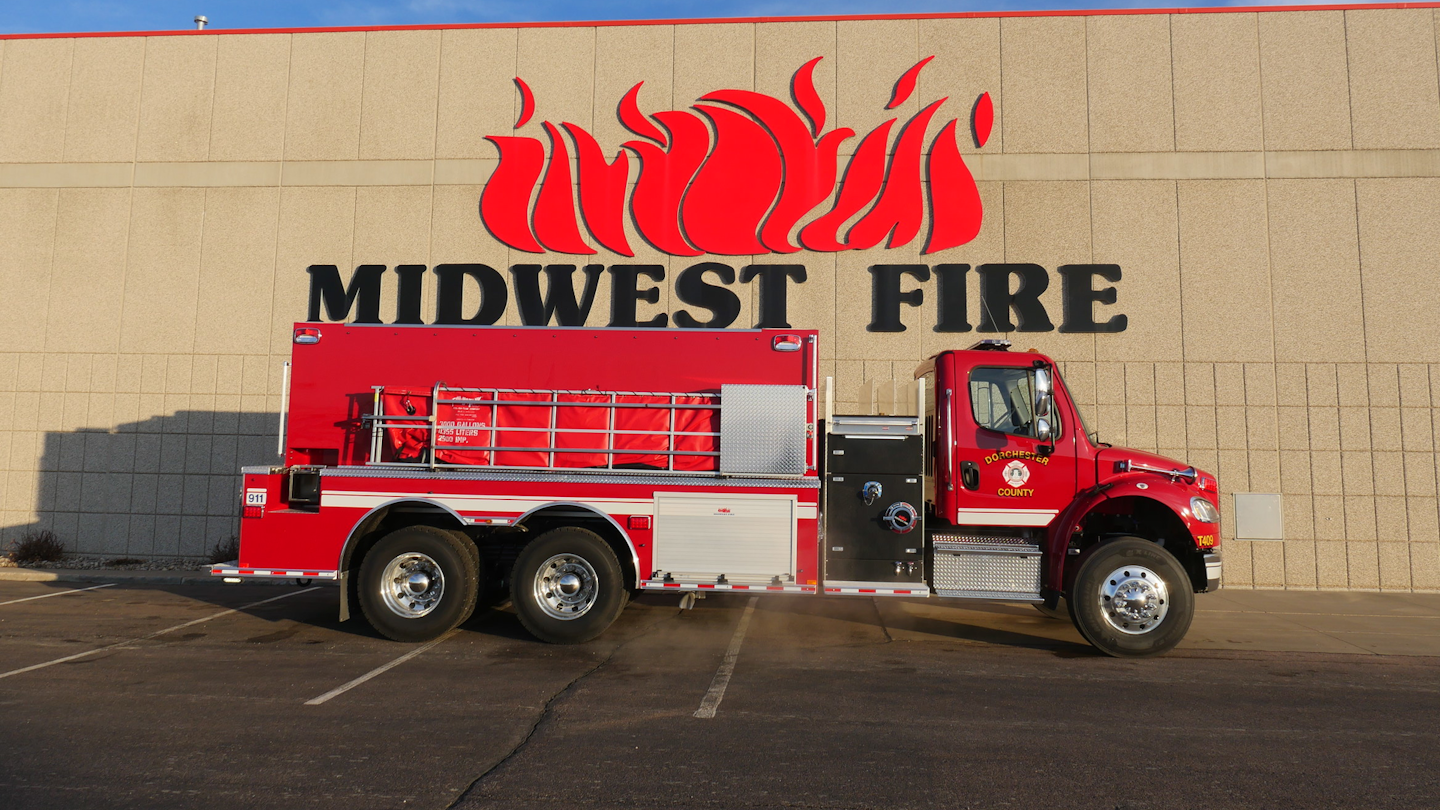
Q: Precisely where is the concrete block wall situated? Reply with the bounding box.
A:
[0,7,1436,589]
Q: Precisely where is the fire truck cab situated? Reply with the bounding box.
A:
[218,324,1221,658]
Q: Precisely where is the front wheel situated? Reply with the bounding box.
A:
[1069,537,1194,658]
[511,526,627,644]
[357,525,479,643]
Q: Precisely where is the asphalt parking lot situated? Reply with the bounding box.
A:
[1,581,1438,810]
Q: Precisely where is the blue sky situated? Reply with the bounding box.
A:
[0,0,1300,35]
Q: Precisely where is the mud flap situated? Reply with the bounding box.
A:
[338,569,351,622]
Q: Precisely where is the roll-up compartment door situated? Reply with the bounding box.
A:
[652,493,796,582]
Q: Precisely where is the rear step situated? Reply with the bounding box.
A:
[930,533,1043,603]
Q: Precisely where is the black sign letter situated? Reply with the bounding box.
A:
[1058,264,1127,333]
[434,264,508,325]
[394,264,426,324]
[674,263,741,328]
[307,264,385,323]
[609,265,668,328]
[512,264,604,326]
[977,264,1054,332]
[933,263,971,333]
[740,265,806,328]
[868,265,930,332]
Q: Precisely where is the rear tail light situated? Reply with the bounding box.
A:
[243,505,264,519]
[294,326,321,344]
[772,334,802,352]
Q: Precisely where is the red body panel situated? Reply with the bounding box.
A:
[244,324,820,586]
[286,324,816,466]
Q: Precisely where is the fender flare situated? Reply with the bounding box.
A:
[512,501,643,589]
[1044,480,1199,591]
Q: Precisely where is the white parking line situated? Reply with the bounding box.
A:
[0,587,319,681]
[305,628,460,706]
[694,596,758,719]
[0,583,114,606]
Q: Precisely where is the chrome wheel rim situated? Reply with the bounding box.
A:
[533,553,598,621]
[380,552,445,618]
[1098,564,1169,635]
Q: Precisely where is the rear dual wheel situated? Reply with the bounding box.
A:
[511,526,628,645]
[358,525,480,643]
[1069,537,1194,658]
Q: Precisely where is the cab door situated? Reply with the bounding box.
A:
[945,355,1077,528]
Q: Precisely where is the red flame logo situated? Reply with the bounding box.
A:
[479,58,992,258]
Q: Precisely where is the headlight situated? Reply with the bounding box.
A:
[1190,496,1220,524]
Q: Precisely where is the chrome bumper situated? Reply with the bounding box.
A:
[1203,552,1222,592]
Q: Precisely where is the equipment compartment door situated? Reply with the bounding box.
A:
[652,493,796,582]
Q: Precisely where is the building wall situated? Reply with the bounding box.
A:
[0,7,1438,589]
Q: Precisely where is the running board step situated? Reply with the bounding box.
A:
[930,534,1042,602]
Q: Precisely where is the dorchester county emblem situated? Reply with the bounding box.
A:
[1002,460,1030,488]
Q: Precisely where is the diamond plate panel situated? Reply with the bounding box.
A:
[932,549,1042,597]
[719,384,808,476]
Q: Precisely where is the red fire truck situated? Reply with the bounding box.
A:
[215,324,1222,658]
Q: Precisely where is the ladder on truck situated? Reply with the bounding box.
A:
[365,383,723,474]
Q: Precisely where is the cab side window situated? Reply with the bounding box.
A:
[970,367,1048,439]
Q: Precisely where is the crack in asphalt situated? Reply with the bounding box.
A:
[870,598,894,644]
[444,609,682,809]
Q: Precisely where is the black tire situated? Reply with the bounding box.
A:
[510,526,627,644]
[358,525,479,643]
[1068,537,1194,658]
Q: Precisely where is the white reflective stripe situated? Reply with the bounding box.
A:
[211,568,339,579]
[322,491,820,520]
[953,508,1057,526]
[321,491,657,516]
[640,580,815,593]
[823,587,930,597]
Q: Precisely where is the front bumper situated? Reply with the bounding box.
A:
[1202,552,1222,592]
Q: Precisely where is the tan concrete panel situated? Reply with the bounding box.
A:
[1224,539,1252,586]
[592,26,674,155]
[194,188,281,355]
[134,162,282,187]
[834,243,922,363]
[1346,9,1440,149]
[136,35,216,163]
[674,22,753,107]
[359,30,442,160]
[270,187,356,354]
[0,162,133,188]
[0,39,72,162]
[1252,541,1284,587]
[1176,180,1273,362]
[351,186,433,327]
[835,19,917,152]
[0,190,58,353]
[1267,179,1363,362]
[1257,11,1351,151]
[209,34,290,162]
[1001,181,1093,363]
[1092,180,1181,362]
[435,28,517,161]
[1086,15,1174,153]
[516,27,596,142]
[63,37,145,163]
[999,16,1087,154]
[44,188,130,353]
[1355,179,1440,362]
[1171,13,1263,152]
[756,21,836,137]
[285,32,366,161]
[1284,539,1317,586]
[119,188,206,354]
[920,18,1002,154]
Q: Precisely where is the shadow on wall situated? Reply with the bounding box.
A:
[2,411,280,560]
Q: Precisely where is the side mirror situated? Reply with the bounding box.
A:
[1036,417,1053,443]
[1034,368,1052,419]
